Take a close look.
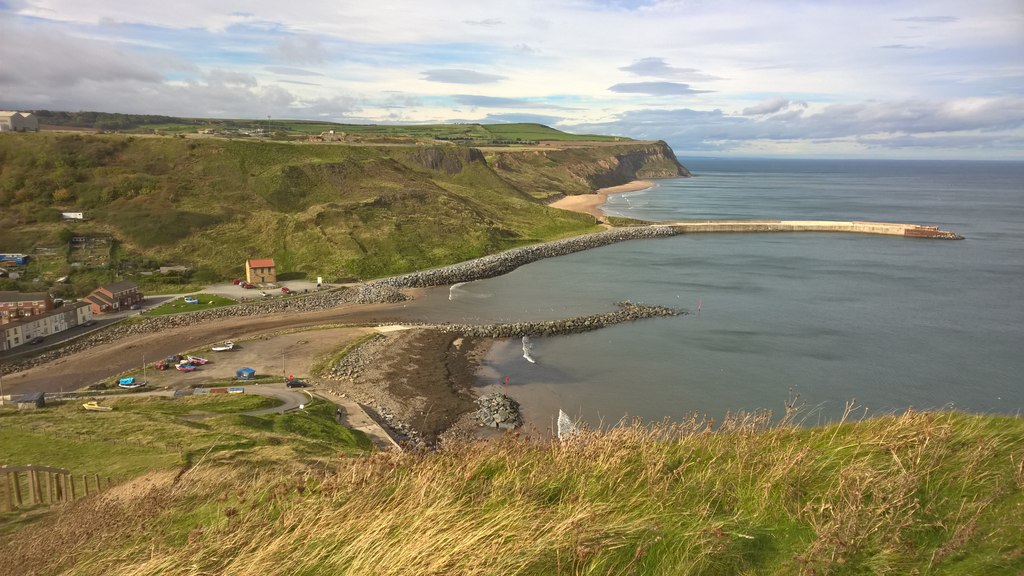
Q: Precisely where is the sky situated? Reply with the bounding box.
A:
[1,0,1023,159]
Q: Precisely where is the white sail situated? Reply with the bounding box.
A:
[522,336,535,363]
[557,409,578,440]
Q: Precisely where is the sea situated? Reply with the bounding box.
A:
[431,158,1024,429]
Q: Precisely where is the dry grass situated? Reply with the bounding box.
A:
[3,410,1023,575]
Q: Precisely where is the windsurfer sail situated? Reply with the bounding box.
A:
[557,409,579,440]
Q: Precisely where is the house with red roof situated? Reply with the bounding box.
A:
[245,258,276,284]
[81,281,143,315]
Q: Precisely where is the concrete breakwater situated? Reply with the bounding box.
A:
[663,220,963,239]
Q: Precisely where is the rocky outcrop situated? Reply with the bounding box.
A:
[404,146,485,174]
[476,393,522,429]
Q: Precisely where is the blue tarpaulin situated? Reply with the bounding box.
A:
[235,367,256,380]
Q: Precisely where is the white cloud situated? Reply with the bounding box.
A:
[1,1,1022,157]
[270,36,328,66]
[421,69,506,84]
[741,98,807,116]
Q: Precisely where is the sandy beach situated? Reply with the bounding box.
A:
[548,180,656,221]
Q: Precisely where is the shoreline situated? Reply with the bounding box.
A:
[548,180,656,221]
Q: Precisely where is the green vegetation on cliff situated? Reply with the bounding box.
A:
[2,408,1021,575]
[0,131,686,290]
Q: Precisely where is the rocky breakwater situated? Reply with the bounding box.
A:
[1,289,361,375]
[476,393,522,430]
[435,301,683,339]
[367,226,678,290]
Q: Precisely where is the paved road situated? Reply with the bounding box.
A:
[1,300,415,396]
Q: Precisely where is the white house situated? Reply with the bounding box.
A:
[0,111,39,132]
[1,301,92,351]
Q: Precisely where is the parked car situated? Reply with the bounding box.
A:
[281,286,293,295]
[28,336,45,344]
[232,278,242,285]
[286,380,309,388]
[259,291,268,297]
[129,304,141,310]
[243,283,256,289]
[83,320,97,327]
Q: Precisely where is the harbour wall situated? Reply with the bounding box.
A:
[661,220,963,239]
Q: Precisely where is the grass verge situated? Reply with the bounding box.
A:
[142,293,237,316]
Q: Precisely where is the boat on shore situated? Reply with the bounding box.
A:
[211,342,234,351]
[82,401,113,412]
[117,376,146,389]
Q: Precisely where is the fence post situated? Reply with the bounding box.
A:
[12,471,23,507]
[107,477,113,490]
[95,474,101,493]
[84,474,90,496]
[2,472,11,512]
[68,474,76,501]
[29,469,38,504]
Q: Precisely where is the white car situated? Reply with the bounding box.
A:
[259,291,268,297]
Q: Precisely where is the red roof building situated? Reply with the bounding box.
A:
[245,259,276,284]
[81,281,143,314]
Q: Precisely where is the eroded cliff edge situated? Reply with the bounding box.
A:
[484,140,690,199]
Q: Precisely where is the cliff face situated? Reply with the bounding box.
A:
[485,140,690,199]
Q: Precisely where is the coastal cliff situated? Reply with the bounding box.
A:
[485,140,690,199]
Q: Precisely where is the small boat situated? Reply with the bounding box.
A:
[82,401,113,412]
[227,387,245,394]
[187,355,209,365]
[211,342,234,351]
[176,364,197,372]
[118,379,146,389]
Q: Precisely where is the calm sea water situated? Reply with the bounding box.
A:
[443,158,1024,428]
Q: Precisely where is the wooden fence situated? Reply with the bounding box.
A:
[1,465,114,511]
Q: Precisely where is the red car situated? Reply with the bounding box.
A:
[281,287,293,294]
[232,278,242,285]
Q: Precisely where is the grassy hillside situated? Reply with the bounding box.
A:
[1,410,1021,575]
[3,132,674,288]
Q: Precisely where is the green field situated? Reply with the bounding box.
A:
[0,392,371,549]
[32,111,628,144]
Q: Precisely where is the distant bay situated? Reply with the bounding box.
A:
[442,158,1024,428]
